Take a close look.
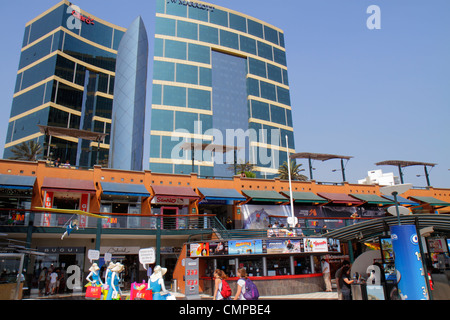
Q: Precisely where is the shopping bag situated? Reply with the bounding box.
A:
[86,285,102,299]
[130,282,152,300]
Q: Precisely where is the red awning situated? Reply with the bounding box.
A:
[316,192,364,205]
[151,185,199,199]
[42,177,96,194]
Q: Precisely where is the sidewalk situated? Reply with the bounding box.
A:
[26,290,338,300]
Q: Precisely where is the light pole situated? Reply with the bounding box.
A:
[285,135,296,228]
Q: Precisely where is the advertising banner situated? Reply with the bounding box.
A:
[266,239,302,254]
[228,240,263,255]
[390,225,429,300]
[304,238,328,253]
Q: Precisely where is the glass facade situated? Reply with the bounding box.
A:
[4,1,126,168]
[150,0,295,178]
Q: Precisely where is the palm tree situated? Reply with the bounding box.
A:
[278,160,308,181]
[9,141,43,161]
[227,160,255,176]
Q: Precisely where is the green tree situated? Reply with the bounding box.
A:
[278,160,308,181]
[9,141,43,161]
[228,160,255,176]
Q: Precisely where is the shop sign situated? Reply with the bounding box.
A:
[168,0,215,12]
[151,196,189,205]
[38,247,85,254]
[71,10,95,25]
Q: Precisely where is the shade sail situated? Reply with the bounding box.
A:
[381,195,418,206]
[281,191,328,203]
[408,196,450,207]
[100,182,150,197]
[241,190,287,202]
[0,174,36,189]
[42,177,96,193]
[317,192,364,205]
[198,188,246,201]
[349,194,395,205]
[151,185,199,199]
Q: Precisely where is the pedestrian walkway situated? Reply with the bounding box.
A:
[25,290,338,300]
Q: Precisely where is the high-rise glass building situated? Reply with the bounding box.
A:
[149,0,295,178]
[4,0,126,168]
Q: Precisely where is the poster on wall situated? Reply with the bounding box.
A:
[228,240,263,255]
[189,243,209,257]
[241,205,289,229]
[266,239,302,254]
[208,241,228,255]
[304,238,328,253]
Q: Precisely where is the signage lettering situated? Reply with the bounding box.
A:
[168,0,215,12]
[71,10,95,26]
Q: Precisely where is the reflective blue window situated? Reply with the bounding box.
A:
[166,1,187,17]
[19,35,53,70]
[247,20,263,39]
[156,0,165,14]
[177,20,198,41]
[229,13,246,32]
[210,9,228,27]
[277,86,291,106]
[27,5,65,45]
[175,111,198,132]
[199,67,212,86]
[188,88,211,110]
[20,55,57,91]
[163,85,186,107]
[150,135,161,158]
[220,30,239,50]
[11,83,49,117]
[247,78,259,96]
[279,32,285,48]
[264,25,279,45]
[188,5,208,22]
[282,69,289,86]
[177,63,198,85]
[151,109,174,131]
[155,17,176,36]
[257,41,273,61]
[251,100,270,121]
[273,47,287,66]
[270,105,286,125]
[248,58,266,78]
[286,109,293,127]
[152,84,162,105]
[188,43,210,64]
[154,38,164,57]
[199,25,218,44]
[80,20,113,49]
[165,39,187,60]
[260,81,276,101]
[112,29,125,51]
[240,35,257,55]
[153,61,175,81]
[267,64,282,83]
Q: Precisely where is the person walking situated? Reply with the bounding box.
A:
[233,268,248,300]
[213,269,231,300]
[340,265,354,300]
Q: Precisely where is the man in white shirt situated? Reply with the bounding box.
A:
[321,258,332,292]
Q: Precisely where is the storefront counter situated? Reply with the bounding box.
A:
[202,273,324,297]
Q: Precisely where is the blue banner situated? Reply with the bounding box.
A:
[390,225,429,300]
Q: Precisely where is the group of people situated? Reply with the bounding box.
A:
[53,157,71,168]
[213,268,259,300]
[37,265,65,296]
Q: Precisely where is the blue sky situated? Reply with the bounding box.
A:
[1,0,449,188]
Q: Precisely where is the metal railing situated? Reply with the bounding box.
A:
[0,208,376,238]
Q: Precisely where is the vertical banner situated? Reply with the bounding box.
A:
[79,193,89,227]
[43,191,54,226]
[390,225,429,300]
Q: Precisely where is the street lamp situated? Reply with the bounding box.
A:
[380,184,412,225]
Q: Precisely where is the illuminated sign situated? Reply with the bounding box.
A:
[71,10,95,26]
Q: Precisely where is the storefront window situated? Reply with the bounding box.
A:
[239,257,263,277]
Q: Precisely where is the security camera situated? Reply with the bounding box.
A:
[419,226,434,237]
